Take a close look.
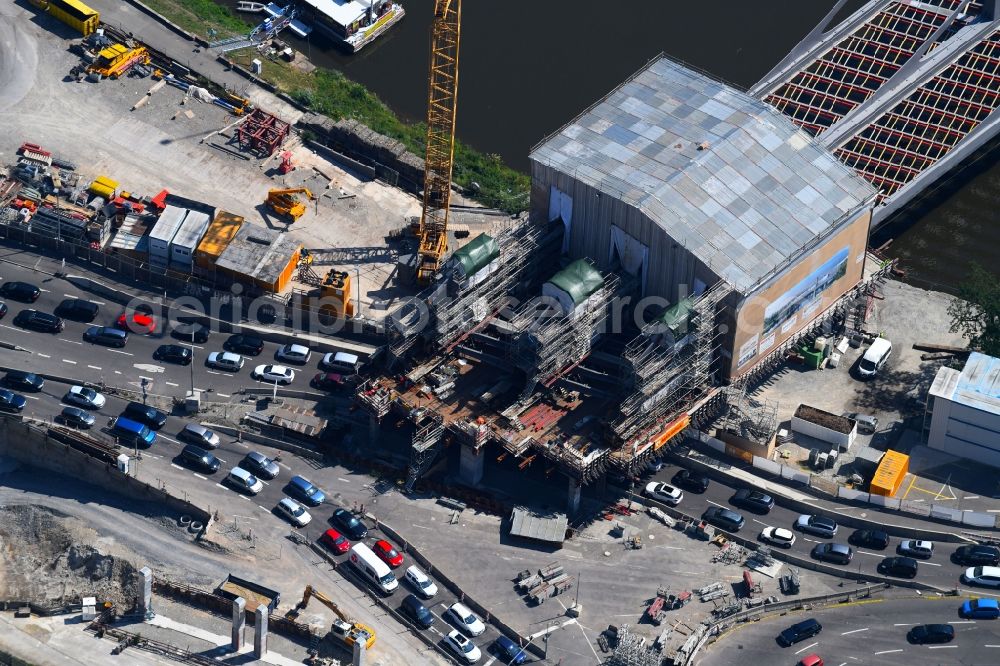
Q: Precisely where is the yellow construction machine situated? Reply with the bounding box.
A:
[87,43,150,79]
[266,187,315,222]
[291,585,376,650]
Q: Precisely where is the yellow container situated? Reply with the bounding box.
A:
[870,450,909,497]
[33,0,100,37]
[89,176,118,199]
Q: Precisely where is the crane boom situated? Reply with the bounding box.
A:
[416,0,462,284]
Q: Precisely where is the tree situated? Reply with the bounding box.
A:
[948,262,1000,357]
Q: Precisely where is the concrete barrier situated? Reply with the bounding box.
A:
[962,511,996,528]
[0,362,179,411]
[201,422,324,462]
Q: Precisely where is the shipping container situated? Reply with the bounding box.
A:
[195,211,244,268]
[149,206,187,260]
[30,0,99,37]
[870,450,909,496]
[170,210,211,267]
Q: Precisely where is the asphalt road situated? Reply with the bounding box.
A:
[641,462,993,594]
[694,595,1000,666]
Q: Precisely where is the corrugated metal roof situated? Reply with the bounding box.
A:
[952,352,1000,417]
[530,56,876,294]
[197,211,244,259]
[150,206,187,244]
[215,223,300,286]
[509,507,568,543]
[172,210,211,250]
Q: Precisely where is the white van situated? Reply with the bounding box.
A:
[349,543,398,594]
[858,337,892,378]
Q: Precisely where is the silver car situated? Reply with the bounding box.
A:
[178,424,220,449]
[206,351,244,372]
[276,498,311,527]
[275,343,311,364]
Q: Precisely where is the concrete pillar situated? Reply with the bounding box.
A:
[231,597,246,651]
[353,638,367,666]
[253,605,268,657]
[137,566,153,619]
[567,477,582,514]
[458,444,485,486]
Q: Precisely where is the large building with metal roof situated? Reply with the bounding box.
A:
[530,55,878,378]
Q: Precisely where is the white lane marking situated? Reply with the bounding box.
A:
[705,499,725,508]
[483,657,497,666]
[985,644,1000,647]
[241,495,252,502]
[337,477,352,483]
[259,479,269,486]
[964,495,980,500]
[258,505,268,511]
[88,299,105,305]
[215,483,226,490]
[206,370,222,375]
[171,464,184,471]
[217,393,231,398]
[278,461,290,469]
[37,353,50,358]
[107,349,133,356]
[193,473,207,480]
[804,537,822,543]
[62,359,77,364]
[922,561,942,567]
[39,288,50,292]
[927,645,957,649]
[794,642,818,655]
[856,551,883,557]
[216,458,226,464]
[752,518,768,526]
[23,395,39,401]
[874,649,903,655]
[114,370,122,375]
[165,382,178,387]
[87,365,101,370]
[410,524,431,530]
[841,628,869,635]
[528,618,577,639]
[949,621,976,624]
[63,294,76,299]
[158,435,180,445]
[894,623,917,626]
[61,340,83,345]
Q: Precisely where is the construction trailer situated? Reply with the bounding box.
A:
[194,211,244,269]
[213,223,301,293]
[147,206,187,269]
[170,210,212,271]
[29,0,99,37]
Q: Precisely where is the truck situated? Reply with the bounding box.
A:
[292,585,375,650]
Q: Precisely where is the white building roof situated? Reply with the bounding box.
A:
[150,206,187,244]
[932,352,1000,417]
[301,0,372,27]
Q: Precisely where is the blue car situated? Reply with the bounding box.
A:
[287,475,325,506]
[0,389,27,413]
[492,636,527,664]
[961,598,1000,619]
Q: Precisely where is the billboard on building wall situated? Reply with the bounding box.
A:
[762,246,849,336]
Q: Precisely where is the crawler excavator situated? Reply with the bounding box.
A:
[266,187,315,222]
[290,585,376,650]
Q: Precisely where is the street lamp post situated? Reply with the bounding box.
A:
[189,329,196,396]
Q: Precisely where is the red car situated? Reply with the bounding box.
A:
[117,312,155,334]
[372,539,404,568]
[319,528,350,554]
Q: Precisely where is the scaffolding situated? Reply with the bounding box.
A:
[355,379,393,421]
[404,409,445,491]
[605,624,662,666]
[719,385,778,446]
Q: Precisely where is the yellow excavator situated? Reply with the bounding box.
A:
[266,187,315,222]
[290,585,376,650]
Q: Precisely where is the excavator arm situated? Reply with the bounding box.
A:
[295,586,376,649]
[416,0,462,284]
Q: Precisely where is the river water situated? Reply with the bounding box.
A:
[237,0,1000,291]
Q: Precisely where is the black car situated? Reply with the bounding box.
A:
[172,322,211,343]
[154,344,193,365]
[672,468,710,493]
[13,310,64,333]
[225,334,265,356]
[330,507,368,540]
[0,389,27,413]
[55,298,99,322]
[0,281,40,302]
[811,543,853,565]
[400,594,434,629]
[907,624,954,645]
[60,406,96,429]
[778,618,822,647]
[702,506,745,532]
[122,401,168,429]
[3,370,44,392]
[0,302,7,319]
[178,444,221,473]
[849,529,890,550]
[730,489,774,514]
[878,556,918,579]
[240,451,280,480]
[952,544,1000,566]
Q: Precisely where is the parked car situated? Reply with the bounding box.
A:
[400,594,434,629]
[225,334,264,356]
[898,540,934,559]
[0,389,27,413]
[671,468,710,493]
[60,406,96,428]
[372,540,404,568]
[443,629,481,664]
[331,508,368,540]
[962,565,1000,588]
[55,298,99,322]
[275,343,311,364]
[240,451,279,479]
[154,344,192,365]
[798,655,824,666]
[849,529,890,550]
[843,412,878,435]
[404,565,438,598]
[730,489,774,514]
[178,444,221,473]
[252,364,295,385]
[778,618,822,646]
[206,351,244,372]
[795,514,838,538]
[702,507,745,532]
[759,526,796,549]
[83,326,128,347]
[857,337,892,379]
[311,372,346,391]
[0,281,39,302]
[812,543,854,565]
[907,623,954,644]
[878,556,918,579]
[644,481,683,505]
[64,385,105,410]
[319,528,351,554]
[446,602,485,636]
[225,467,263,495]
[178,424,221,449]
[952,545,1000,566]
[117,311,155,334]
[287,475,325,506]
[171,322,210,343]
[13,309,64,333]
[3,370,44,392]
[492,636,527,664]
[122,401,168,429]
[961,598,1000,619]
[275,498,312,527]
[0,302,6,319]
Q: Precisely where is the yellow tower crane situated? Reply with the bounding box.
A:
[416,0,462,284]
